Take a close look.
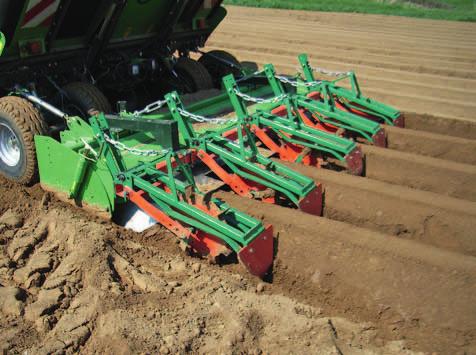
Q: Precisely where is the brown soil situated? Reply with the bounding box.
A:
[278,162,476,256]
[1,6,476,355]
[362,144,476,201]
[404,112,476,140]
[217,192,476,355]
[0,183,416,355]
[208,7,476,122]
[385,124,476,164]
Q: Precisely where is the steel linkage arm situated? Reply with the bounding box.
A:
[164,91,323,216]
[88,113,274,277]
[222,74,364,175]
[298,53,404,127]
[261,63,386,147]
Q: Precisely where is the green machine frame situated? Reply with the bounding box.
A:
[298,54,404,128]
[35,111,274,277]
[259,63,387,147]
[222,74,364,175]
[116,91,323,216]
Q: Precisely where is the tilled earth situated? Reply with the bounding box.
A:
[1,6,476,355]
[0,186,412,355]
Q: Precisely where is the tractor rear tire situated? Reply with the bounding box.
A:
[0,96,47,185]
[62,82,112,116]
[174,57,214,93]
[199,50,243,88]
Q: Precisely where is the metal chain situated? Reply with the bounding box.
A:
[133,99,167,116]
[275,75,322,88]
[312,67,352,77]
[103,133,170,157]
[234,89,287,104]
[81,138,99,158]
[177,108,237,125]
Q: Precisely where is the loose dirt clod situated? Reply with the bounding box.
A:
[25,288,63,321]
[192,263,201,273]
[0,286,25,316]
[0,209,23,228]
[256,282,266,293]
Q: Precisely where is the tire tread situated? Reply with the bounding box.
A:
[198,50,242,87]
[63,82,112,114]
[175,57,214,92]
[0,96,47,185]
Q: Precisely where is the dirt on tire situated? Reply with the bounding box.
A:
[0,96,48,185]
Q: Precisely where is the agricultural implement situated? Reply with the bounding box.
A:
[0,0,402,277]
[259,63,387,147]
[297,54,404,129]
[119,92,323,216]
[222,74,364,175]
[34,108,278,276]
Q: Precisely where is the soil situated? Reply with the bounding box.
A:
[385,125,476,164]
[217,192,476,355]
[0,184,415,355]
[1,6,476,355]
[362,144,476,201]
[276,162,476,256]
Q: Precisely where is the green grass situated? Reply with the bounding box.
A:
[223,0,476,22]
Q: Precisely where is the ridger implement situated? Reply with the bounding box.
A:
[223,75,364,176]
[35,111,274,277]
[298,54,404,128]
[117,92,323,216]
[0,1,403,277]
[261,63,387,147]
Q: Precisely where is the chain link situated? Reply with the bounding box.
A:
[78,138,99,162]
[234,89,287,104]
[103,134,170,157]
[177,108,237,125]
[81,138,99,158]
[133,99,167,117]
[275,75,322,88]
[312,67,352,78]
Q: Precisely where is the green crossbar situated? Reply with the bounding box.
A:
[261,64,383,145]
[222,74,358,163]
[162,92,317,207]
[298,54,401,126]
[86,113,266,252]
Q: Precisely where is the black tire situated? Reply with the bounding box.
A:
[241,61,259,73]
[62,82,112,116]
[199,50,243,88]
[0,96,47,185]
[174,57,214,93]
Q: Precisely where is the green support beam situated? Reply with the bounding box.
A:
[222,74,361,166]
[35,111,274,276]
[160,92,320,212]
[298,54,403,127]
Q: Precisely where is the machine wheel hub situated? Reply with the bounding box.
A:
[0,123,21,167]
